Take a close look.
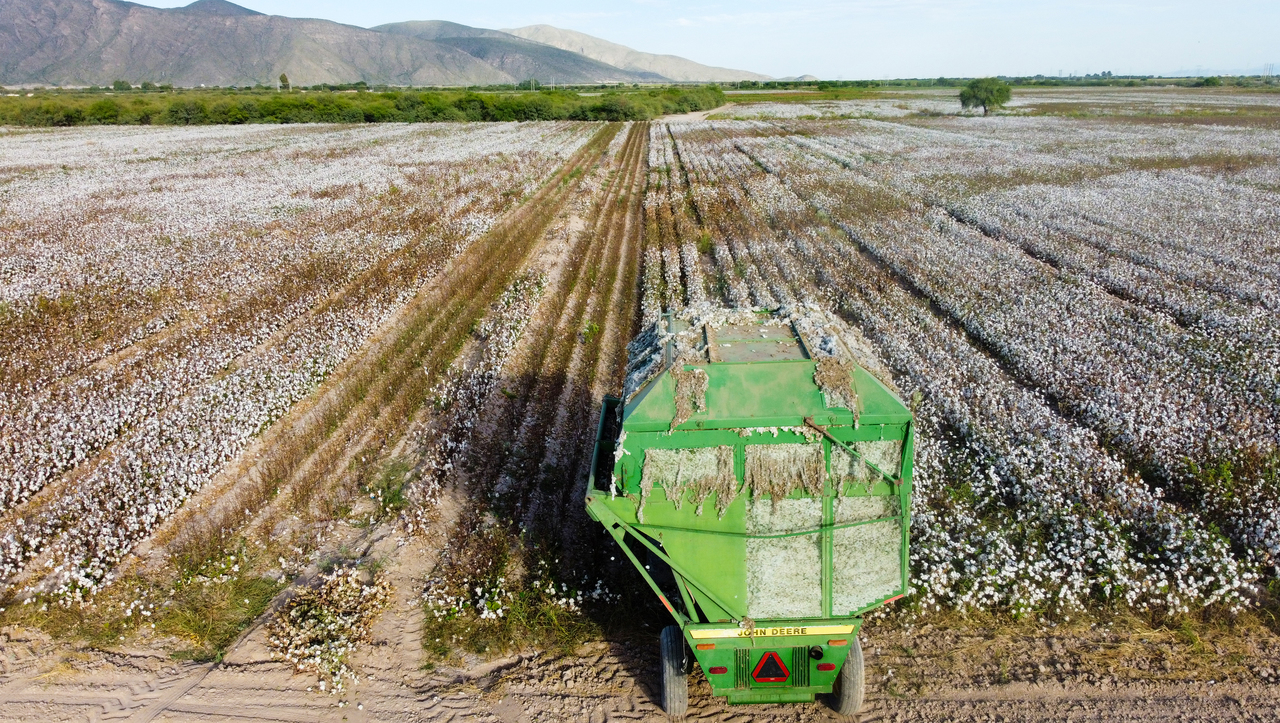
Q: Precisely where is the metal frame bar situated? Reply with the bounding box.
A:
[632,513,902,540]
[675,573,701,623]
[603,520,689,625]
[804,416,900,485]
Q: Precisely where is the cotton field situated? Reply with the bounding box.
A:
[1,95,1278,637]
[0,122,594,599]
[720,87,1280,120]
[646,109,1280,616]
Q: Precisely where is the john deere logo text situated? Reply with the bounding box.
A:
[738,627,808,638]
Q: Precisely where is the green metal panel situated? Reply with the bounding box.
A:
[625,361,910,432]
[587,314,914,706]
[639,486,748,620]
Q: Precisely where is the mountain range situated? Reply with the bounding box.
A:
[0,0,769,87]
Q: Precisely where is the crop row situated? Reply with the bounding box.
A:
[0,122,596,599]
[643,116,1276,612]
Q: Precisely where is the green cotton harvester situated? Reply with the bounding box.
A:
[586,308,914,718]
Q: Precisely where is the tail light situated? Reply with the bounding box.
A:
[708,666,728,675]
[816,663,836,672]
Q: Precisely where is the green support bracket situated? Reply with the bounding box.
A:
[590,499,745,621]
[674,572,701,624]
[603,519,689,626]
[821,438,834,618]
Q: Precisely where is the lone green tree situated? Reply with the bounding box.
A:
[959,77,1011,115]
[278,73,290,91]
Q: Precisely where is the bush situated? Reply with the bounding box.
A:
[960,77,1012,115]
[166,99,208,125]
[0,85,726,127]
[86,99,122,124]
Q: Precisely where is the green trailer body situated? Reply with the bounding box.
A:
[586,312,914,708]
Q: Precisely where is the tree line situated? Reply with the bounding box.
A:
[0,86,726,127]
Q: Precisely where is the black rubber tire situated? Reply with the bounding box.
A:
[828,635,865,718]
[660,625,689,719]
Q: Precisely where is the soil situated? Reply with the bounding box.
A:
[5,595,1280,722]
[664,104,735,123]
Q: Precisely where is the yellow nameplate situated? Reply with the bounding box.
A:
[688,624,855,640]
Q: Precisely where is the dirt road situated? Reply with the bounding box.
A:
[662,104,735,123]
[6,602,1280,723]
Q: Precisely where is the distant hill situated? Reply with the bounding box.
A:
[504,25,770,83]
[370,20,509,41]
[0,0,768,87]
[181,0,262,16]
[0,0,509,87]
[375,22,666,84]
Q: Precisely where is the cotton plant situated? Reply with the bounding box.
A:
[651,116,1272,615]
[410,273,547,511]
[266,565,390,695]
[0,123,595,601]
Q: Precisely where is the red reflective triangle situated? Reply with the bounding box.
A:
[751,651,790,683]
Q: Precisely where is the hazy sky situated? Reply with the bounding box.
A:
[138,1,1280,79]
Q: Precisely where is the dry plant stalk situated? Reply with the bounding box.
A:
[814,354,858,412]
[669,363,709,431]
[746,444,826,503]
[639,446,737,520]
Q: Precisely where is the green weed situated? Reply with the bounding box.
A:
[364,459,411,519]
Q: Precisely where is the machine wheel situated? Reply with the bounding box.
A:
[660,625,689,719]
[828,635,865,718]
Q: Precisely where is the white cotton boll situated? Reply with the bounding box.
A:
[0,124,590,598]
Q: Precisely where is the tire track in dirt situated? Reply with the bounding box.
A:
[4,636,1279,723]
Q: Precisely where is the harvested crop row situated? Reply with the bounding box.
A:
[159,122,625,568]
[0,123,615,601]
[0,123,592,518]
[420,122,650,644]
